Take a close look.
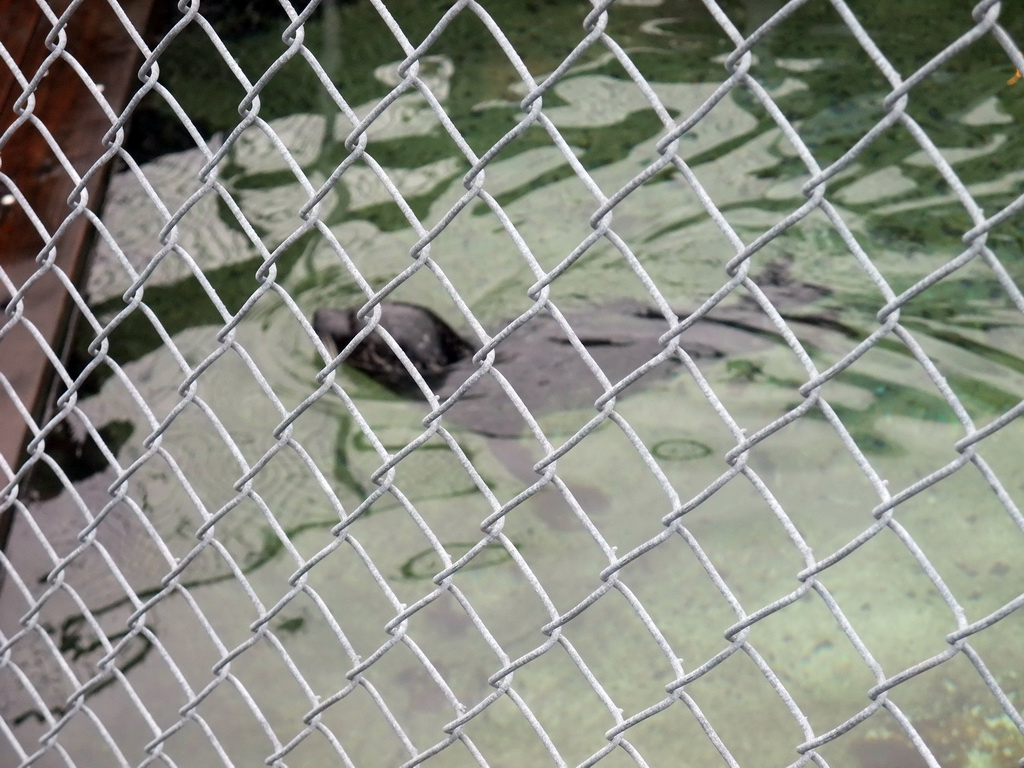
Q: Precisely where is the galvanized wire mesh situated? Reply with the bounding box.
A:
[2,0,1024,767]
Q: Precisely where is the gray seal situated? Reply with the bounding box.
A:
[314,300,768,437]
[312,264,832,436]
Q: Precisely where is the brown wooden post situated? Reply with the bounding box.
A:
[0,0,158,545]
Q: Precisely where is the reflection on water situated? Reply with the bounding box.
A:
[5,1,1024,766]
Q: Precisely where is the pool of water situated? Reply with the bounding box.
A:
[4,1,1024,766]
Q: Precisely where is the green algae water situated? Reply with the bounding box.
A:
[5,1,1024,766]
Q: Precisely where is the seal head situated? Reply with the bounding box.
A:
[313,302,474,393]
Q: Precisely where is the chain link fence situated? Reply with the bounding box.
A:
[2,0,1024,766]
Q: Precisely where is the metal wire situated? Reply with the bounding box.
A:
[2,1,1023,766]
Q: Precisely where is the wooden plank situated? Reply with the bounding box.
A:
[0,0,157,487]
